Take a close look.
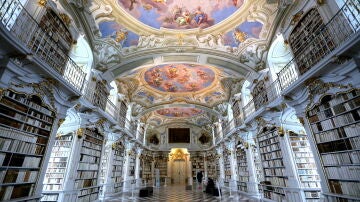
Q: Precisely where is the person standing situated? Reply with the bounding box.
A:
[197,171,203,184]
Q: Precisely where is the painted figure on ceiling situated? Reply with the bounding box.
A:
[193,6,207,25]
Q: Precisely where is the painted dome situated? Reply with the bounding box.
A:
[117,0,244,30]
[144,63,215,93]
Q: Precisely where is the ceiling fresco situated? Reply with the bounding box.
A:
[99,21,139,47]
[156,107,204,118]
[117,0,244,29]
[143,63,216,93]
[224,21,263,47]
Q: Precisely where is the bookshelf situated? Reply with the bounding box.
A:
[288,131,321,200]
[236,146,248,192]
[74,128,104,201]
[154,152,168,183]
[289,9,333,75]
[253,144,264,194]
[252,80,268,110]
[205,152,217,180]
[42,135,73,201]
[76,128,104,202]
[190,152,204,180]
[306,89,360,201]
[257,127,287,201]
[39,9,73,52]
[0,89,55,201]
[223,149,232,185]
[112,142,124,193]
[141,151,153,184]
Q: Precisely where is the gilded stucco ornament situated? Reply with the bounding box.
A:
[291,11,304,25]
[76,128,84,138]
[305,78,352,109]
[12,79,57,111]
[59,13,72,27]
[38,0,47,7]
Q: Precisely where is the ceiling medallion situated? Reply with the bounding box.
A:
[156,107,204,118]
[142,63,217,93]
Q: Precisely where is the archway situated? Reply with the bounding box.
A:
[169,148,190,185]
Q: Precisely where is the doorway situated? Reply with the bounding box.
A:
[172,159,186,184]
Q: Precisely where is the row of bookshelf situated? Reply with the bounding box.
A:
[311,110,360,133]
[3,91,53,116]
[308,96,359,122]
[79,154,100,164]
[0,184,34,201]
[329,180,360,197]
[0,138,45,155]
[264,176,288,187]
[40,194,59,201]
[259,143,280,153]
[82,140,102,151]
[77,171,98,179]
[75,179,98,189]
[315,124,358,143]
[0,126,38,144]
[0,170,38,184]
[80,147,101,157]
[0,153,42,168]
[325,166,360,180]
[322,151,360,167]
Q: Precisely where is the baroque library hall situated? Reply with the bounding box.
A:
[0,0,359,201]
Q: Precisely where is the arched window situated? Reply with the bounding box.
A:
[267,34,292,81]
[69,35,93,79]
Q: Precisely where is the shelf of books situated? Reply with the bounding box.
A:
[42,135,73,201]
[288,131,321,201]
[236,146,248,192]
[0,89,55,201]
[306,89,360,201]
[141,151,153,185]
[205,152,217,180]
[154,152,168,184]
[76,128,104,202]
[253,144,264,195]
[190,152,204,180]
[223,149,232,186]
[257,127,287,201]
[112,142,124,193]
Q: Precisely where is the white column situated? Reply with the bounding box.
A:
[135,147,143,186]
[143,124,149,145]
[246,145,260,198]
[226,140,238,191]
[59,129,83,201]
[101,145,115,197]
[216,147,225,185]
[203,152,208,179]
[211,125,216,145]
[278,129,304,202]
[122,140,134,191]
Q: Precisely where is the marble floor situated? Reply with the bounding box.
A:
[103,184,255,202]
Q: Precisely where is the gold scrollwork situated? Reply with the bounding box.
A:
[38,0,47,7]
[77,128,84,138]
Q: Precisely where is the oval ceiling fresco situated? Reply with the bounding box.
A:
[156,107,204,117]
[144,63,216,93]
[117,0,244,30]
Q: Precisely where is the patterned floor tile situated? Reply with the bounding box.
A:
[103,184,254,202]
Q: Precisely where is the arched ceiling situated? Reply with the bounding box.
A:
[69,0,283,128]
